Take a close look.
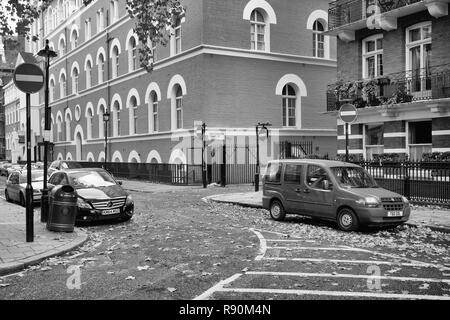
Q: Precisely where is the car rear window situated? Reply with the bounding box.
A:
[264,162,281,183]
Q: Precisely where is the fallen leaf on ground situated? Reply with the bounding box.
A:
[137,266,150,271]
[125,276,135,280]
[40,267,52,271]
[0,283,10,287]
[167,287,177,292]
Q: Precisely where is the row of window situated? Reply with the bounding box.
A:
[362,22,432,81]
[5,102,20,126]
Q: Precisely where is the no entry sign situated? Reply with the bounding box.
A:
[339,103,358,123]
[13,63,44,94]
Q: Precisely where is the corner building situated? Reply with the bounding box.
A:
[28,0,337,165]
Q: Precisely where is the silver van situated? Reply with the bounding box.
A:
[262,159,410,231]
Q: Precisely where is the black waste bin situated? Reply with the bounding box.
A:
[47,185,78,232]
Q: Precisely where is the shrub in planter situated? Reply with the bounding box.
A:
[422,152,450,162]
[335,154,363,162]
[372,153,408,162]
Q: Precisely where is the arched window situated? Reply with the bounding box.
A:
[60,73,66,98]
[56,115,62,142]
[72,67,79,94]
[282,84,296,127]
[312,20,325,58]
[110,0,119,23]
[129,37,138,71]
[65,112,71,141]
[151,91,158,132]
[59,38,66,56]
[250,9,265,51]
[98,103,106,139]
[129,96,138,134]
[175,85,183,129]
[49,78,55,102]
[86,60,92,88]
[112,45,119,78]
[113,101,121,136]
[71,29,78,50]
[86,108,93,139]
[98,53,105,84]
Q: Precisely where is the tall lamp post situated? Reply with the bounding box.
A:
[103,110,110,166]
[37,39,57,223]
[255,122,271,192]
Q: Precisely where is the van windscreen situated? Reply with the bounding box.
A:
[331,167,378,188]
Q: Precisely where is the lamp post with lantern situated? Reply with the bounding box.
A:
[255,122,271,192]
[103,110,110,167]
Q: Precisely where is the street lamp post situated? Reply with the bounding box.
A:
[37,40,57,223]
[255,122,271,192]
[103,110,110,166]
[201,122,207,188]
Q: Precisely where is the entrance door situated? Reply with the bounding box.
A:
[303,164,334,219]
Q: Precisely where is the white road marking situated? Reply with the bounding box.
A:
[217,287,450,300]
[250,228,267,261]
[262,257,428,267]
[246,271,450,284]
[266,246,369,252]
[194,273,242,300]
[0,196,6,200]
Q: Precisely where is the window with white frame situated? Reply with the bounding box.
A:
[113,101,121,136]
[72,67,79,94]
[112,45,119,78]
[362,34,383,79]
[312,20,325,58]
[110,0,119,23]
[174,18,182,54]
[59,38,66,56]
[175,85,183,129]
[98,104,105,138]
[365,123,384,160]
[406,22,432,94]
[98,53,105,83]
[85,19,91,40]
[86,108,93,139]
[86,60,92,88]
[250,9,265,51]
[60,73,66,98]
[129,37,138,71]
[65,114,71,141]
[282,84,296,127]
[71,29,78,50]
[151,91,158,132]
[97,9,104,32]
[130,96,138,134]
[50,79,55,102]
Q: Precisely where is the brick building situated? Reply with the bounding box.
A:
[326,0,450,160]
[25,0,337,166]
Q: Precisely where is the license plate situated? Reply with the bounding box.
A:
[102,208,120,215]
[387,211,403,217]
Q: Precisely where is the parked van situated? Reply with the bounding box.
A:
[262,159,410,231]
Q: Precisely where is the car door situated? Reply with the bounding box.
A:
[303,164,335,219]
[283,163,306,214]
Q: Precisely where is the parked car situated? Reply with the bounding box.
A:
[48,160,83,176]
[48,168,134,222]
[21,162,45,171]
[7,164,23,177]
[5,170,44,206]
[0,163,12,176]
[262,159,410,231]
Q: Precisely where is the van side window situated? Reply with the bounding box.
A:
[284,164,302,184]
[306,165,329,189]
[264,163,281,183]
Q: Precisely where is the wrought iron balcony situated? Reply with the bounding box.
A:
[327,64,450,112]
[329,0,423,30]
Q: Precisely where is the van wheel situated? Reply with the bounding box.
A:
[270,200,286,221]
[337,208,359,231]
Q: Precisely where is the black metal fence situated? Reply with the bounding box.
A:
[279,141,314,159]
[76,162,203,185]
[357,161,450,206]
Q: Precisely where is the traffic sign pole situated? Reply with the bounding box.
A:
[339,104,358,163]
[345,122,349,163]
[26,93,34,243]
[13,62,45,243]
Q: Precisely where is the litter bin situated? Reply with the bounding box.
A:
[46,185,78,232]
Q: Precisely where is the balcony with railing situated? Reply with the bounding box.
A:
[327,64,450,112]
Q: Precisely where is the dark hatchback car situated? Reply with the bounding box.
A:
[48,168,134,223]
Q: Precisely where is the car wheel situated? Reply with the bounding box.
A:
[269,200,286,221]
[20,193,26,207]
[337,207,359,231]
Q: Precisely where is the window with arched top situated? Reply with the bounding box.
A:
[175,85,183,129]
[98,103,106,139]
[49,78,55,102]
[312,20,325,58]
[59,38,66,56]
[65,113,71,141]
[71,29,78,50]
[250,9,265,51]
[151,91,158,132]
[113,101,121,136]
[129,37,138,71]
[60,73,66,98]
[130,96,138,134]
[282,84,296,127]
[98,53,105,84]
[72,67,79,94]
[112,46,119,78]
[86,60,92,88]
[86,108,93,140]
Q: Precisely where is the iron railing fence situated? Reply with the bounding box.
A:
[356,161,450,206]
[329,0,423,30]
[327,64,450,112]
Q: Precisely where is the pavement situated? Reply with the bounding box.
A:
[0,201,88,276]
[205,191,450,233]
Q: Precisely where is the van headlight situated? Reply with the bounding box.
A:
[356,196,380,208]
[125,195,133,206]
[77,197,92,209]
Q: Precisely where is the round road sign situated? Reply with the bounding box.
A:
[13,63,44,94]
[339,103,358,123]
